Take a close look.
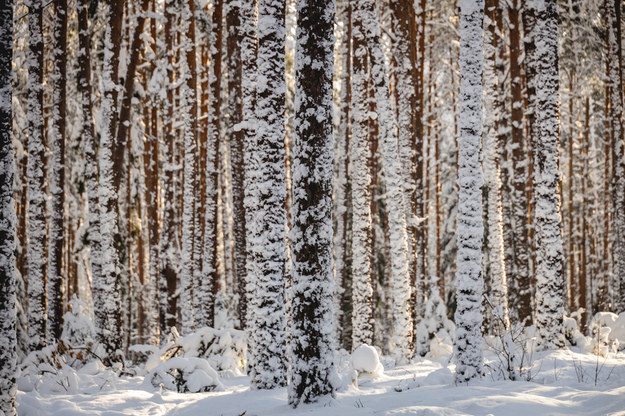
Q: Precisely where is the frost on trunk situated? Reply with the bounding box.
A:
[47,0,68,344]
[77,0,101,316]
[197,0,223,330]
[356,0,413,363]
[288,0,337,406]
[606,0,625,313]
[350,0,373,349]
[334,0,351,349]
[226,0,248,329]
[159,0,181,341]
[533,0,565,350]
[178,0,198,335]
[26,0,47,352]
[482,0,509,329]
[96,0,124,360]
[454,0,485,383]
[509,0,532,326]
[0,1,17,413]
[246,0,288,389]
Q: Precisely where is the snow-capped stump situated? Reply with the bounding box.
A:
[147,357,223,393]
[351,345,383,376]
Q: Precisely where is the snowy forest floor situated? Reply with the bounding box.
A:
[16,348,625,416]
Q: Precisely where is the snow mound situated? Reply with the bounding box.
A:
[146,357,223,393]
[589,312,623,354]
[351,345,383,376]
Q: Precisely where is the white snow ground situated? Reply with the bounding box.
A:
[16,348,625,416]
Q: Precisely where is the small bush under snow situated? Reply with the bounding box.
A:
[351,345,383,376]
[146,357,223,393]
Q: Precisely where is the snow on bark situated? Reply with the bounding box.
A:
[159,0,181,341]
[196,0,223,330]
[0,1,17,413]
[77,0,101,320]
[355,0,413,363]
[226,0,248,330]
[96,0,124,360]
[26,0,47,352]
[533,0,565,350]
[288,0,337,406]
[47,0,68,344]
[350,0,373,349]
[454,0,485,383]
[606,0,625,313]
[245,0,288,389]
[178,0,198,335]
[482,0,509,328]
[333,0,351,348]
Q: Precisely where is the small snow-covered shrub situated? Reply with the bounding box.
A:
[147,357,223,393]
[589,312,621,355]
[563,315,590,350]
[416,290,455,358]
[351,345,383,376]
[61,297,95,347]
[152,327,247,377]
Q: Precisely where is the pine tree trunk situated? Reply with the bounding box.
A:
[226,1,248,329]
[77,0,101,318]
[350,0,374,349]
[96,0,125,360]
[246,0,288,389]
[606,0,625,312]
[533,0,565,350]
[0,1,17,412]
[508,0,532,326]
[454,0,485,382]
[483,0,509,327]
[288,0,336,406]
[179,0,198,335]
[47,0,68,344]
[334,0,352,350]
[26,0,47,352]
[159,0,181,341]
[197,0,223,330]
[356,0,413,362]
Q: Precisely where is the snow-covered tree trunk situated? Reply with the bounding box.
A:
[508,0,532,326]
[26,0,47,352]
[96,0,125,360]
[356,0,413,362]
[179,0,198,335]
[606,0,625,313]
[483,0,509,327]
[288,0,337,406]
[334,0,352,349]
[47,0,68,344]
[197,0,223,330]
[0,1,17,413]
[454,0,485,383]
[77,0,101,316]
[350,0,373,349]
[245,0,288,389]
[390,0,422,333]
[159,0,181,340]
[226,1,248,329]
[533,0,565,350]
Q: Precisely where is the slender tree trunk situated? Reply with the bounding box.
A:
[246,0,288,389]
[226,0,248,329]
[0,1,17,412]
[350,0,373,349]
[26,0,47,352]
[606,0,625,311]
[356,0,413,362]
[288,0,336,406]
[533,0,565,350]
[454,0,485,383]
